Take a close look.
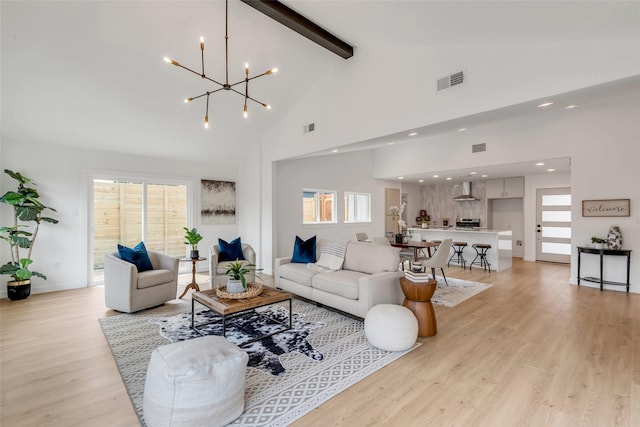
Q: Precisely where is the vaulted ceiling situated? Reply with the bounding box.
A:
[2,1,639,165]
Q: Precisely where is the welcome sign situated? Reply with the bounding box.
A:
[582,199,630,217]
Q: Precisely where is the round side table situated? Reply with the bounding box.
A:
[178,257,207,299]
[399,276,438,337]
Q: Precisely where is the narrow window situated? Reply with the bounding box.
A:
[303,189,336,224]
[344,192,371,223]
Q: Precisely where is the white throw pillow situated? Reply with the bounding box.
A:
[316,240,347,271]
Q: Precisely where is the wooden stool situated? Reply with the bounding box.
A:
[448,242,468,268]
[470,243,492,272]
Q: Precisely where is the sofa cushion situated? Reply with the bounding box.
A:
[118,241,154,272]
[316,240,347,270]
[138,269,176,289]
[291,235,316,263]
[278,263,317,287]
[312,270,367,300]
[343,241,399,274]
[218,238,245,261]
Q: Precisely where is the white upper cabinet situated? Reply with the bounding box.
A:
[486,177,524,199]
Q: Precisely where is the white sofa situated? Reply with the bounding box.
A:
[275,240,404,318]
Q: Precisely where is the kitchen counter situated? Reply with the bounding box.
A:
[407,227,512,272]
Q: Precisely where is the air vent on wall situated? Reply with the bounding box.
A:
[303,123,315,133]
[437,70,465,91]
[472,143,486,153]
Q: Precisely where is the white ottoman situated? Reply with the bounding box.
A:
[364,304,418,351]
[143,336,249,427]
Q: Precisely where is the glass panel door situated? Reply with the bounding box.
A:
[536,187,571,263]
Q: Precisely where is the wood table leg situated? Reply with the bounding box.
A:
[179,258,201,299]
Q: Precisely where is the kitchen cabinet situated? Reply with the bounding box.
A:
[486,177,524,199]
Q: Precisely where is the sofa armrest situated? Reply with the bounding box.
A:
[242,244,256,265]
[357,271,405,315]
[148,250,179,273]
[104,252,138,307]
[274,257,292,288]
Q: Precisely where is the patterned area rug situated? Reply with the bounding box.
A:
[99,298,418,426]
[431,276,492,307]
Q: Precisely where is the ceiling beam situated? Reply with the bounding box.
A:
[240,0,354,59]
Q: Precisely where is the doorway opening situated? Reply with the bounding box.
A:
[536,187,571,263]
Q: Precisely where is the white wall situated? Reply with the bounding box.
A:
[273,150,396,259]
[266,40,638,162]
[0,139,248,297]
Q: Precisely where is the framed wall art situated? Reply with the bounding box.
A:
[582,199,630,217]
[201,179,236,224]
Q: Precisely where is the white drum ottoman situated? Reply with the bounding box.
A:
[364,304,418,351]
[143,335,249,427]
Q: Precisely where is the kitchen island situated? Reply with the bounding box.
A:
[407,227,513,272]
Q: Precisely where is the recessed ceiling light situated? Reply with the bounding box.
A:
[481,174,488,178]
[418,179,424,183]
[536,162,545,166]
[446,177,452,181]
[547,168,555,172]
[458,128,467,132]
[433,174,439,178]
[470,171,477,175]
[538,102,554,108]
[398,176,404,180]
[331,149,339,153]
[387,142,395,145]
[408,132,418,137]
[565,105,578,109]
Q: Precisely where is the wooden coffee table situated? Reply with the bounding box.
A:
[191,286,293,345]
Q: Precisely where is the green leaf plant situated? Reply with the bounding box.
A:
[224,259,262,289]
[0,169,58,282]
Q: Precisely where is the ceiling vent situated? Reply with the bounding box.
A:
[472,143,486,153]
[437,70,465,91]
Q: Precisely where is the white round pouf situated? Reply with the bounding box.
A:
[364,304,418,351]
[143,335,249,427]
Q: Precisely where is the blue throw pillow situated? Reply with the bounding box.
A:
[117,242,154,272]
[291,235,316,263]
[218,237,245,261]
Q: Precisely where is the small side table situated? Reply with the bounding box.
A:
[399,276,438,337]
[179,257,207,299]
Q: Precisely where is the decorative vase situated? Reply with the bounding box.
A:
[607,226,622,250]
[594,243,604,250]
[226,279,245,293]
[395,233,403,243]
[190,249,199,259]
[7,279,31,301]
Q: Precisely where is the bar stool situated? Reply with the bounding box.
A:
[470,243,492,272]
[448,242,467,268]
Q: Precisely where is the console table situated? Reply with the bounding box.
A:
[577,246,632,292]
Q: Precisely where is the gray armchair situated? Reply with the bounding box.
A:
[209,243,256,287]
[104,250,179,313]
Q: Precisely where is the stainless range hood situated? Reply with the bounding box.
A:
[453,182,478,201]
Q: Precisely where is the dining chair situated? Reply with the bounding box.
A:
[355,232,369,242]
[371,237,391,245]
[420,238,453,286]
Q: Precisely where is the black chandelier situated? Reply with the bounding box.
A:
[163,0,277,128]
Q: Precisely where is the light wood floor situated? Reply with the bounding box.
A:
[1,260,638,426]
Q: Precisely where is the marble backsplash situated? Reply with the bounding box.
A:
[418,181,487,227]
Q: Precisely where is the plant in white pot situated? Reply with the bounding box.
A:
[591,237,606,249]
[0,170,58,300]
[224,259,261,293]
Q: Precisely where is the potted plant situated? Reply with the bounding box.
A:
[0,169,58,300]
[591,237,606,249]
[224,259,261,293]
[183,227,203,259]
